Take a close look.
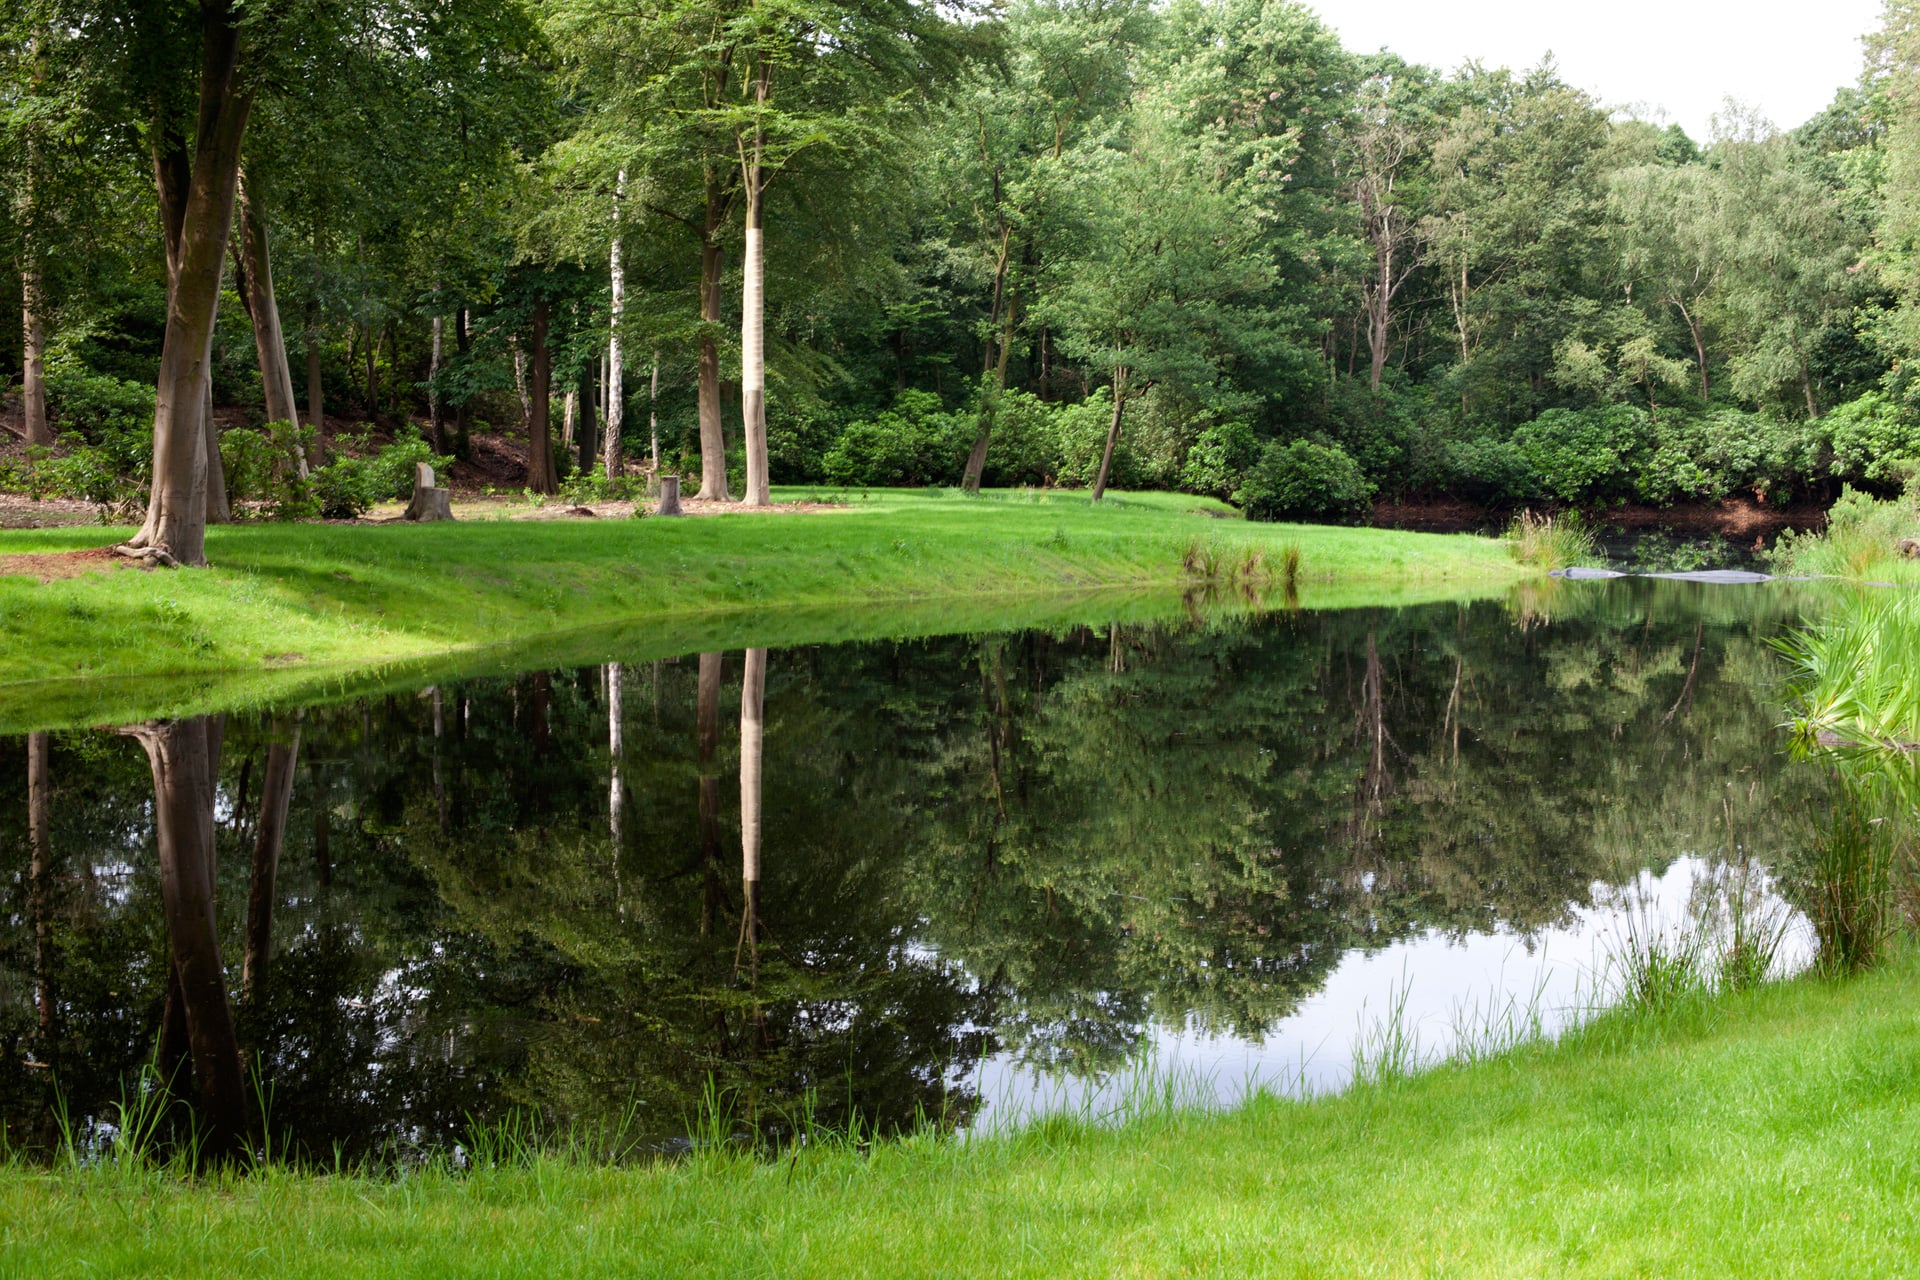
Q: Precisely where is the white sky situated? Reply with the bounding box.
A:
[1307,0,1886,142]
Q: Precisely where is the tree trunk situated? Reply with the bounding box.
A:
[740,89,772,507]
[562,388,576,453]
[961,222,1014,494]
[1367,237,1393,393]
[203,372,230,524]
[576,360,598,476]
[697,651,723,938]
[605,170,626,480]
[649,354,660,469]
[128,4,253,567]
[364,321,378,417]
[526,300,557,493]
[22,270,49,446]
[305,304,324,436]
[129,717,247,1163]
[27,732,53,1039]
[696,173,731,501]
[738,647,766,976]
[429,314,446,453]
[1675,299,1710,400]
[244,718,300,1001]
[1090,367,1128,502]
[453,308,471,456]
[236,179,306,476]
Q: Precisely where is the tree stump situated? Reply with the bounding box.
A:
[656,473,683,517]
[404,462,454,522]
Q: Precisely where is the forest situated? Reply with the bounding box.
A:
[10,0,1920,559]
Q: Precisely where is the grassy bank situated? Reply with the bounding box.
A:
[0,488,1529,714]
[7,955,1919,1277]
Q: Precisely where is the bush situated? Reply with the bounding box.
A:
[823,390,970,486]
[1639,408,1820,504]
[221,424,452,521]
[1236,439,1374,524]
[1179,421,1260,500]
[1511,405,1651,503]
[977,389,1068,487]
[1826,392,1920,487]
[1444,437,1539,505]
[1047,390,1139,490]
[3,364,158,509]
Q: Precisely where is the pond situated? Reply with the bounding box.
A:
[0,578,1836,1162]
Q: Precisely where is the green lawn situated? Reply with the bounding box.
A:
[0,488,1530,728]
[7,955,1919,1277]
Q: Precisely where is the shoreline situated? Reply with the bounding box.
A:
[0,489,1534,726]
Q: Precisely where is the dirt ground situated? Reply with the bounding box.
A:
[0,544,124,582]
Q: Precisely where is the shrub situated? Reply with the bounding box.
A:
[823,390,969,486]
[1444,437,1539,505]
[1826,391,1920,486]
[311,457,374,519]
[978,389,1068,488]
[1236,439,1374,524]
[9,364,159,510]
[1510,405,1651,503]
[1179,421,1260,500]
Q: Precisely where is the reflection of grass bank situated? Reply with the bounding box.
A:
[0,488,1528,726]
[11,952,1920,1273]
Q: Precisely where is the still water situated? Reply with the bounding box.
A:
[0,579,1830,1160]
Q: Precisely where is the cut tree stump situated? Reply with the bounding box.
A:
[656,474,683,517]
[404,463,454,522]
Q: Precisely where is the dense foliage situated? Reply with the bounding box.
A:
[11,0,1920,514]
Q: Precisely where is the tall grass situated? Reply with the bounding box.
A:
[1778,591,1920,972]
[1769,484,1917,580]
[1804,789,1901,974]
[1505,509,1597,570]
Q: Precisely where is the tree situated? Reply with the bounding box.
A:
[1342,62,1433,393]
[1044,82,1277,500]
[1707,108,1866,417]
[1610,162,1724,398]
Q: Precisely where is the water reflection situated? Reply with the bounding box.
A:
[0,583,1829,1161]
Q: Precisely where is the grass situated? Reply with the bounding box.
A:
[1505,507,1598,570]
[0,487,1531,729]
[8,953,1920,1276]
[1769,485,1918,583]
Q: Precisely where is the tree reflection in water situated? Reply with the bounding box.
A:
[0,582,1830,1162]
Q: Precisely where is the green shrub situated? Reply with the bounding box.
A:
[1639,408,1821,505]
[1444,437,1539,505]
[977,389,1068,487]
[10,363,159,509]
[1237,439,1374,524]
[1826,392,1920,486]
[823,390,970,486]
[1047,390,1138,490]
[1179,421,1260,500]
[310,457,373,519]
[1511,405,1651,503]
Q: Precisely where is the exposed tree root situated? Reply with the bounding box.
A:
[113,543,181,569]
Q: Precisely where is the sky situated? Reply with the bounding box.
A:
[1308,0,1887,142]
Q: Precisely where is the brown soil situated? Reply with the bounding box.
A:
[0,545,123,582]
[1373,496,1830,536]
[506,496,849,520]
